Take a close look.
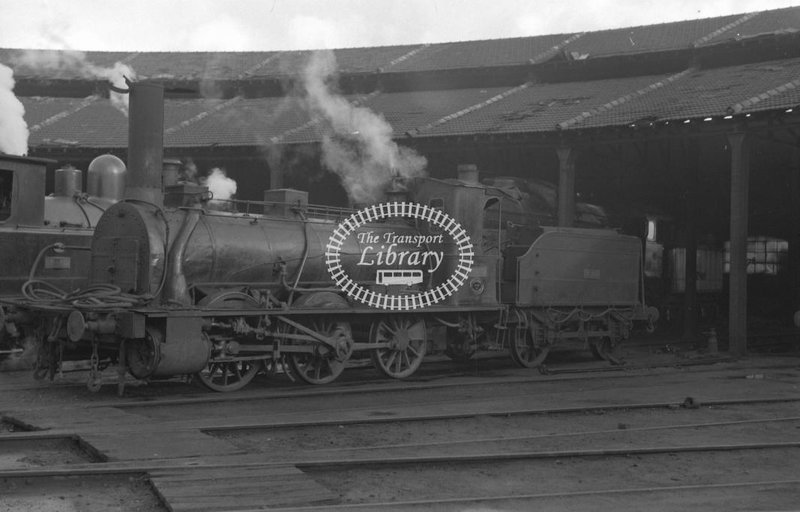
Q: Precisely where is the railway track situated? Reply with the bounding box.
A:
[256,479,800,512]
[2,350,741,412]
[2,411,799,511]
[0,341,739,401]
[1,354,798,511]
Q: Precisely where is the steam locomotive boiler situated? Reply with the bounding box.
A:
[76,187,438,390]
[1,81,656,392]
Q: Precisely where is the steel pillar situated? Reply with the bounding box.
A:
[727,131,750,356]
[556,146,576,227]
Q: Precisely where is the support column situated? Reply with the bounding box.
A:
[682,140,699,341]
[556,146,576,227]
[790,142,800,308]
[727,131,750,356]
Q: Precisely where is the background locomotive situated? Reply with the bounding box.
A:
[1,81,656,391]
[0,152,126,367]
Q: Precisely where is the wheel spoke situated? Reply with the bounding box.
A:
[195,291,262,392]
[286,320,349,385]
[385,351,398,369]
[509,322,550,368]
[197,358,260,392]
[370,317,426,379]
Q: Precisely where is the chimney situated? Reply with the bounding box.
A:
[163,158,181,188]
[125,82,164,206]
[457,163,479,184]
[385,175,409,203]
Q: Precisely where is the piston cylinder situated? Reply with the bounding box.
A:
[126,320,210,379]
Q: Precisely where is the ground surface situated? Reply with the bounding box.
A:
[0,339,798,511]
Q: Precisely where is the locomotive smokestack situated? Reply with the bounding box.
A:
[385,173,409,203]
[125,82,164,206]
[162,158,181,188]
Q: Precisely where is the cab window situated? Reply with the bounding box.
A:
[0,170,12,222]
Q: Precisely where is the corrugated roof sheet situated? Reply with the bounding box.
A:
[3,6,799,81]
[561,57,800,130]
[17,55,800,149]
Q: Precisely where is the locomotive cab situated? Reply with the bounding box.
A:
[0,154,52,228]
[408,166,499,307]
[0,154,128,298]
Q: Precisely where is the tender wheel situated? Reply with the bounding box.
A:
[370,316,427,379]
[288,319,350,385]
[509,324,550,368]
[197,359,261,392]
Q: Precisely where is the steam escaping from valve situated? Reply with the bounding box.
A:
[0,63,29,155]
[202,167,237,201]
[13,50,135,115]
[302,50,426,204]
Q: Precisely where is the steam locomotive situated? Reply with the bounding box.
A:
[0,152,125,366]
[0,82,656,392]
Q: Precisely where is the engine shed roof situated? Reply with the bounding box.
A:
[4,7,800,78]
[20,55,800,150]
[3,6,800,152]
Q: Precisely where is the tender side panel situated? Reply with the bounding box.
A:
[516,228,642,307]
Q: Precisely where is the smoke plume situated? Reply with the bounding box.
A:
[0,63,29,155]
[202,167,237,201]
[13,50,135,115]
[302,51,426,204]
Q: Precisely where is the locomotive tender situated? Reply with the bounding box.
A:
[1,82,655,392]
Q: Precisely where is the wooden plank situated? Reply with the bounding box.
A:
[83,430,241,461]
[158,486,336,500]
[149,465,301,481]
[150,463,300,476]
[163,490,339,511]
[151,474,305,485]
[149,464,339,511]
[153,478,330,495]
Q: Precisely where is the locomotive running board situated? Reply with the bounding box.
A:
[133,304,505,318]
